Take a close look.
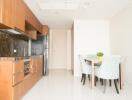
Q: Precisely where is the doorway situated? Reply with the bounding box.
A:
[49,29,71,70]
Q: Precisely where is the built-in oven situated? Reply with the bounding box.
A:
[24,59,30,77]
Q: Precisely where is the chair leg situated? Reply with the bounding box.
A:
[100,78,103,85]
[95,76,96,86]
[114,79,119,94]
[120,78,122,90]
[83,74,86,85]
[109,80,112,87]
[81,74,84,82]
[95,76,98,86]
[117,79,119,83]
[103,79,107,93]
[88,75,90,81]
[96,77,98,82]
[119,64,122,90]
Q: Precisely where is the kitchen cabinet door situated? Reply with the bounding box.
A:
[13,60,24,74]
[13,83,22,100]
[14,0,25,32]
[0,0,25,31]
[12,60,24,86]
[43,25,49,35]
[0,61,13,100]
[24,3,42,33]
[0,0,14,28]
[39,57,43,76]
[12,73,24,86]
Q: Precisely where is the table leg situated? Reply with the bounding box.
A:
[119,64,122,89]
[119,63,124,89]
[91,62,95,89]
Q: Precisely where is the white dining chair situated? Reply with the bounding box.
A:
[95,55,121,93]
[78,54,92,85]
[86,54,97,59]
[86,54,101,85]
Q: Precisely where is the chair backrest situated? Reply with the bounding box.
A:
[97,55,121,79]
[78,54,83,64]
[78,54,86,67]
[86,54,96,60]
[120,56,126,64]
[78,54,91,74]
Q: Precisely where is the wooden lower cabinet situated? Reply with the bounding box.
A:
[13,83,22,100]
[0,56,43,100]
[13,75,36,100]
[12,73,24,86]
[30,56,43,79]
[0,60,14,100]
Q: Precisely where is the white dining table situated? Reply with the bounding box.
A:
[85,58,100,89]
[85,57,124,89]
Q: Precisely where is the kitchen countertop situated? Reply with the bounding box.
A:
[0,55,43,61]
[0,57,23,61]
[31,55,43,58]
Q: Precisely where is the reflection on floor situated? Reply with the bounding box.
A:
[22,69,132,100]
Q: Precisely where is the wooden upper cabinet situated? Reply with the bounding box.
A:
[0,0,14,28]
[0,0,45,38]
[25,21,37,40]
[24,3,42,33]
[14,0,25,32]
[0,0,25,31]
[42,25,49,35]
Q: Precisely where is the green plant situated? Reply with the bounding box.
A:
[97,52,104,57]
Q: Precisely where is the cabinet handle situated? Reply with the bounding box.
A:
[30,65,33,73]
[13,63,15,74]
[30,65,33,68]
[12,76,15,85]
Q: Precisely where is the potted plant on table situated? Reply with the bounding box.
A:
[97,52,104,61]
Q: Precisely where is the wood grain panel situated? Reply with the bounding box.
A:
[13,83,22,100]
[25,22,37,40]
[42,25,49,35]
[0,56,43,100]
[0,61,13,100]
[0,0,3,22]
[24,3,42,33]
[13,60,24,74]
[14,0,25,32]
[12,73,24,86]
[0,0,14,28]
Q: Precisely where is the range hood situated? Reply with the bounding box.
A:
[0,29,24,35]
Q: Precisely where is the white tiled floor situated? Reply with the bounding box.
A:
[22,69,132,100]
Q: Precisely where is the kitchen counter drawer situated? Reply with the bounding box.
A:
[13,82,22,100]
[12,73,24,86]
[13,60,24,74]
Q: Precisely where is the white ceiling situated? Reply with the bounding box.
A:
[24,0,132,29]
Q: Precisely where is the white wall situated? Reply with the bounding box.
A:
[73,20,110,76]
[49,29,67,69]
[49,30,53,69]
[49,29,72,70]
[67,30,72,70]
[110,4,132,84]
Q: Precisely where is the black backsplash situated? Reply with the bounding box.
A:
[31,36,44,55]
[0,31,29,57]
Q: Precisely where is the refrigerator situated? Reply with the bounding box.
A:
[43,35,49,75]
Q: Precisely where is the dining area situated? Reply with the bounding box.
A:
[78,53,125,94]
